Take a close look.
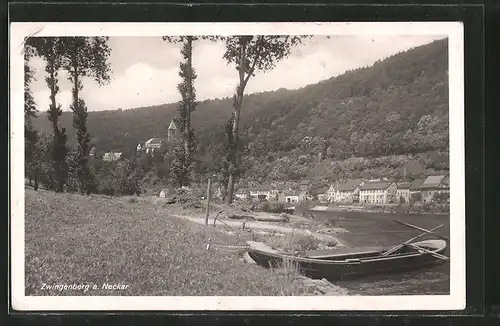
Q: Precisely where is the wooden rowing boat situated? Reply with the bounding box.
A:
[246,239,448,281]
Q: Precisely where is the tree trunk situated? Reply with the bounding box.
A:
[225,39,247,204]
[72,57,85,196]
[34,167,39,191]
[29,176,32,187]
[48,65,64,193]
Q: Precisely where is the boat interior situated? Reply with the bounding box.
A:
[304,241,446,262]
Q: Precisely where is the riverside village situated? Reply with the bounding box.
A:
[23,34,451,298]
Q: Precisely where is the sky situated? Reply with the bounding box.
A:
[29,35,447,112]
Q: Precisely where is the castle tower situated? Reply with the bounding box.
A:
[167,119,177,142]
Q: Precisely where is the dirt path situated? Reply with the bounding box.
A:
[168,214,344,246]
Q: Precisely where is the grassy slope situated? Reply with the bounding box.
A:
[25,189,304,296]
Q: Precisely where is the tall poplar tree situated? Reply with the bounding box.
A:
[24,42,39,189]
[162,36,198,187]
[29,37,68,192]
[60,37,111,194]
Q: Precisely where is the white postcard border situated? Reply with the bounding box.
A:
[10,22,465,311]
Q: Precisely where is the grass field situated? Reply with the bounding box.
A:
[25,189,311,296]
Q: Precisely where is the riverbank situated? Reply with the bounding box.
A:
[311,204,449,215]
[25,189,348,296]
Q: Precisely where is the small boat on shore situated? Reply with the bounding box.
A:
[247,239,448,281]
[246,220,450,281]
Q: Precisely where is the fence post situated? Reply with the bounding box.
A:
[205,178,212,227]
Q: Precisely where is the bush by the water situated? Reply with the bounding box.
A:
[267,231,321,254]
[294,202,315,217]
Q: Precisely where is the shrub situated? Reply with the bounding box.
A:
[268,231,320,254]
[259,201,285,213]
[294,202,314,216]
[279,213,291,222]
[422,203,432,212]
[433,192,450,204]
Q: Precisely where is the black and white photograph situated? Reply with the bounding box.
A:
[11,22,465,311]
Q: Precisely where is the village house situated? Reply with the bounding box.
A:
[418,175,449,203]
[359,180,397,204]
[396,182,412,203]
[409,179,424,194]
[234,188,250,200]
[299,180,312,193]
[103,152,123,162]
[438,175,450,193]
[408,179,424,202]
[249,188,278,201]
[327,183,337,201]
[157,188,170,198]
[328,179,364,203]
[281,190,300,204]
[310,186,329,202]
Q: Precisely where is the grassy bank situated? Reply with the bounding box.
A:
[25,189,316,296]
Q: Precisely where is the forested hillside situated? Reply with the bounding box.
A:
[34,38,449,187]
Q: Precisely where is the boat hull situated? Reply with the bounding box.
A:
[247,240,448,281]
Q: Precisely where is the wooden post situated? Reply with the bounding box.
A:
[205,178,212,227]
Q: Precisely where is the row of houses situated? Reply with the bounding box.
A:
[234,175,450,205]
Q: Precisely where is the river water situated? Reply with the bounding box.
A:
[310,210,450,296]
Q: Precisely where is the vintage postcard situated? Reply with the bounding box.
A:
[10,22,465,311]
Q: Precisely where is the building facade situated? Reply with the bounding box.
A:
[359,181,397,204]
[234,188,250,200]
[328,179,364,203]
[137,119,178,154]
[103,152,123,162]
[419,175,449,203]
[396,182,412,203]
[283,190,300,203]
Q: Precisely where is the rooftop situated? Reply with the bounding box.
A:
[360,181,393,191]
[409,179,424,190]
[439,175,450,188]
[334,179,364,192]
[396,182,412,189]
[310,186,329,195]
[419,175,447,189]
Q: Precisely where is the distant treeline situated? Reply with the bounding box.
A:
[33,38,450,191]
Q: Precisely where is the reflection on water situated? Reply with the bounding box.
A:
[311,210,450,295]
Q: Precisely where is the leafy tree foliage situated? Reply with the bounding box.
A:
[28,37,69,192]
[219,35,308,203]
[24,43,39,188]
[59,37,111,194]
[95,159,142,196]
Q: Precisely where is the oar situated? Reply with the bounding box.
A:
[393,220,450,241]
[381,224,443,256]
[406,243,449,260]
